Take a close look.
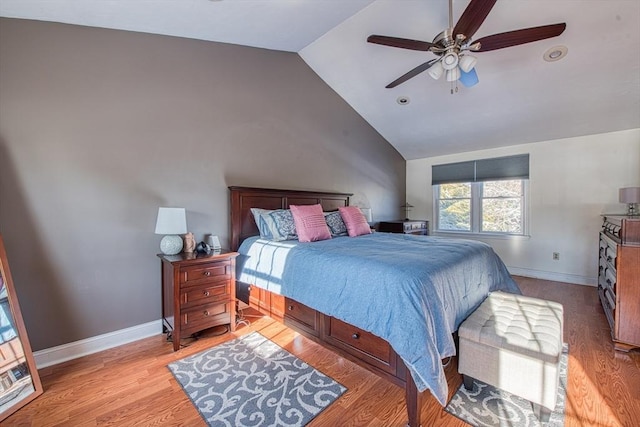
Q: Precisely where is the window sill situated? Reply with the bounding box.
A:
[432,231,531,240]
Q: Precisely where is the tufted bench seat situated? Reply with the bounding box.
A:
[458,291,564,422]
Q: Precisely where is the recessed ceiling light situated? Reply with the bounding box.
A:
[397,96,410,105]
[543,45,568,62]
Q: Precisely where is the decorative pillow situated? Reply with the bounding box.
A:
[290,204,332,243]
[338,206,372,237]
[249,208,297,241]
[324,211,348,236]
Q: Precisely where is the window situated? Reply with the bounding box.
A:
[432,155,529,236]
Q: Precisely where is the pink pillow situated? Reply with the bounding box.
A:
[290,204,332,243]
[338,206,372,237]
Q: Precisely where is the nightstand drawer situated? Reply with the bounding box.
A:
[181,261,230,286]
[180,282,230,309]
[181,301,231,333]
[325,317,394,373]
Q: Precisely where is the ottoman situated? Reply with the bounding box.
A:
[458,291,564,422]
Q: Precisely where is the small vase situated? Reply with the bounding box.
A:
[183,232,196,253]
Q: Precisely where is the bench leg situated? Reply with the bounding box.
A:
[532,402,552,422]
[463,374,475,391]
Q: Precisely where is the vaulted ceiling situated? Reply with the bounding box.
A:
[1,0,639,159]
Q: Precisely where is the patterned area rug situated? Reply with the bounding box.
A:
[445,344,568,427]
[168,332,346,427]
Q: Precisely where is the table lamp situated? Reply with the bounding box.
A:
[619,187,640,216]
[155,207,187,255]
[401,202,414,220]
[359,208,373,224]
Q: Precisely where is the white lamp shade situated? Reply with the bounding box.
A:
[459,54,477,73]
[427,61,444,80]
[446,67,460,82]
[359,207,373,223]
[619,187,640,203]
[155,207,187,235]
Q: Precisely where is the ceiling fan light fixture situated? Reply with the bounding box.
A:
[446,67,460,82]
[427,60,444,80]
[458,54,477,73]
[459,68,479,87]
[441,52,459,70]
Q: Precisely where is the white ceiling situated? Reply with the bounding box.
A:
[1,0,639,160]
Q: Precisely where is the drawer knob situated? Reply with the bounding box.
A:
[203,271,211,277]
[203,291,210,297]
[203,310,210,316]
[352,332,360,340]
[288,305,294,311]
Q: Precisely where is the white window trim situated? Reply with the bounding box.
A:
[432,180,530,238]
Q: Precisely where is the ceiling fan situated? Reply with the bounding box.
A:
[367,0,566,91]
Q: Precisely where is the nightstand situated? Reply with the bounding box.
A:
[378,220,429,236]
[158,250,238,351]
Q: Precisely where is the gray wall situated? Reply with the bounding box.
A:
[0,18,406,351]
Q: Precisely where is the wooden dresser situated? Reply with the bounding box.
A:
[159,251,238,351]
[598,215,640,352]
[378,220,429,235]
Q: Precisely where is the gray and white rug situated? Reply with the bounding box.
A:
[445,344,568,427]
[168,332,346,427]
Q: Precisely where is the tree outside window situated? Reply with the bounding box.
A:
[436,179,526,236]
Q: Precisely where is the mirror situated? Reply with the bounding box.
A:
[0,234,42,421]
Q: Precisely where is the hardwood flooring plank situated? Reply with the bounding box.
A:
[4,277,639,426]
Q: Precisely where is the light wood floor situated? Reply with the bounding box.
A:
[5,277,640,426]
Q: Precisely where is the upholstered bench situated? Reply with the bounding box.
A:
[458,291,564,422]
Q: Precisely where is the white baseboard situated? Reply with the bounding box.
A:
[32,269,593,369]
[33,320,163,369]
[508,266,597,287]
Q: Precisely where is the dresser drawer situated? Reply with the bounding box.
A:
[604,246,617,269]
[180,261,230,287]
[325,317,394,373]
[284,298,319,336]
[180,301,231,334]
[598,285,615,331]
[598,256,607,277]
[605,268,617,294]
[180,282,230,309]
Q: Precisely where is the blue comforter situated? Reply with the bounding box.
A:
[236,232,520,405]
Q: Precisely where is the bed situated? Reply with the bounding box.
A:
[229,186,520,426]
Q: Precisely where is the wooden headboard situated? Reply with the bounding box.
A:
[229,186,352,251]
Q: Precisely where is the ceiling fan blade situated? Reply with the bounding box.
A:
[385,59,439,88]
[367,35,436,51]
[473,23,567,52]
[453,0,497,40]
